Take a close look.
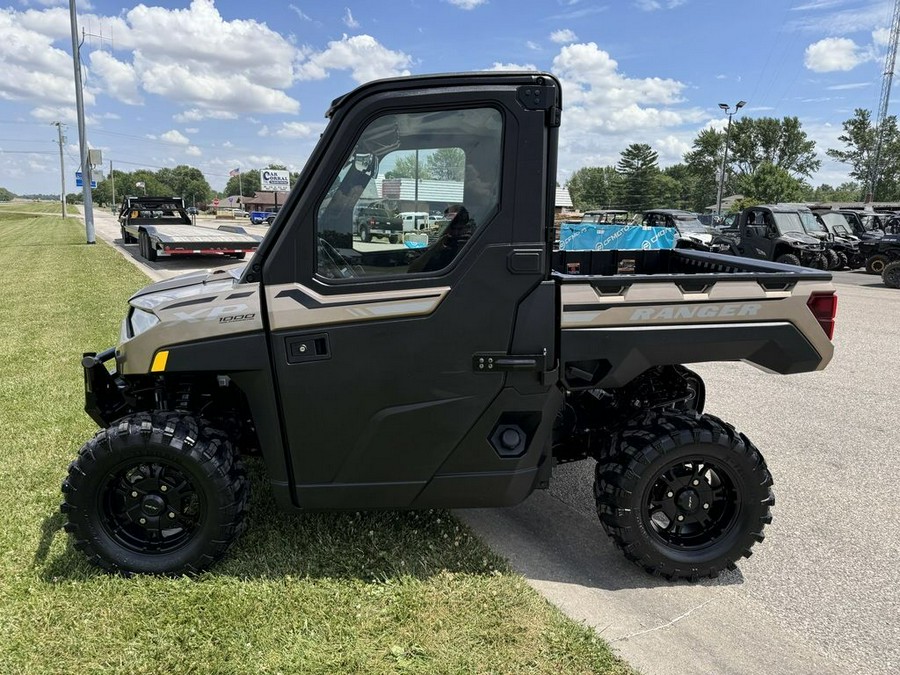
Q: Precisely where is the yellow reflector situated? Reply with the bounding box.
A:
[150,351,169,372]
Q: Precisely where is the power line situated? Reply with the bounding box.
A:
[0,149,55,155]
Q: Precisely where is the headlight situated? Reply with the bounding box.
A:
[129,307,159,337]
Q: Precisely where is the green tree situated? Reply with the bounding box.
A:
[809,181,864,202]
[0,186,16,201]
[728,116,820,179]
[565,166,622,210]
[384,154,432,180]
[157,165,212,203]
[740,162,807,204]
[827,108,900,200]
[617,143,660,212]
[425,148,464,181]
[224,169,260,198]
[683,128,727,210]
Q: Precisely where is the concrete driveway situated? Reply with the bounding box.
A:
[84,208,897,674]
[461,280,899,675]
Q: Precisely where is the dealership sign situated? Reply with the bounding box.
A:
[261,169,290,192]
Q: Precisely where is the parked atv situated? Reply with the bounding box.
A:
[712,205,826,267]
[859,233,900,275]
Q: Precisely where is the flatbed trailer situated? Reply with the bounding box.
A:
[118,196,261,261]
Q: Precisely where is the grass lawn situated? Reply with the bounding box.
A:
[0,212,633,674]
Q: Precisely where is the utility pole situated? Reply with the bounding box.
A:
[868,0,900,201]
[52,122,67,218]
[110,160,115,209]
[68,0,95,243]
[716,100,746,215]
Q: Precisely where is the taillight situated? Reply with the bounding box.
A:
[807,292,837,340]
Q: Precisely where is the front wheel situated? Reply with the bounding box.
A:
[824,249,841,270]
[883,260,900,288]
[866,254,889,275]
[595,411,773,581]
[775,253,800,266]
[61,413,249,574]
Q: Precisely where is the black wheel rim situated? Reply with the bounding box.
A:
[642,456,740,551]
[100,459,204,554]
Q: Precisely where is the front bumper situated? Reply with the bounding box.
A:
[82,347,128,427]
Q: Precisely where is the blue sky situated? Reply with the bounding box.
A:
[0,0,896,195]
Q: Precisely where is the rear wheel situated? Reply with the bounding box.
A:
[61,413,249,574]
[775,253,800,266]
[824,249,841,270]
[359,224,371,242]
[139,231,158,262]
[594,411,773,581]
[836,251,849,269]
[866,254,889,274]
[883,260,900,288]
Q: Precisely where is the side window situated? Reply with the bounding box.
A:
[315,107,503,279]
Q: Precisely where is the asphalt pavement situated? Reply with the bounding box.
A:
[84,208,897,675]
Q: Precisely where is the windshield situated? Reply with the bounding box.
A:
[819,212,851,232]
[673,215,709,233]
[798,210,827,233]
[582,211,629,224]
[772,212,806,236]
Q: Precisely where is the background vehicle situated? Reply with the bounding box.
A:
[858,232,900,275]
[65,72,836,581]
[250,207,280,225]
[118,196,261,261]
[640,208,720,250]
[580,209,629,225]
[712,205,826,267]
[355,200,402,242]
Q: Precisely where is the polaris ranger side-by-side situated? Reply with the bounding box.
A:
[712,205,826,267]
[64,73,837,580]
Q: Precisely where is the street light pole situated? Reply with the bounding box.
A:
[716,100,746,216]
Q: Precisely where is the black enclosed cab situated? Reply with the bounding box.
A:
[63,72,837,581]
[712,205,826,267]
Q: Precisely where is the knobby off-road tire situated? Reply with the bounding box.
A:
[61,413,249,575]
[775,253,801,266]
[866,254,889,275]
[836,251,849,270]
[139,231,158,262]
[883,260,900,288]
[825,249,841,270]
[594,411,774,581]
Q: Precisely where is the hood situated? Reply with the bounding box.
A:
[781,231,822,246]
[129,265,245,308]
[678,232,713,245]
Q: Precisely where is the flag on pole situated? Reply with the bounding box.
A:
[229,168,240,177]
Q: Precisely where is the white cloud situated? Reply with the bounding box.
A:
[263,121,324,138]
[446,0,488,9]
[804,37,867,72]
[526,40,541,51]
[548,42,704,176]
[550,29,578,44]
[296,34,412,84]
[184,127,199,134]
[486,61,539,71]
[826,82,870,90]
[343,8,359,28]
[89,51,142,105]
[0,10,91,108]
[186,146,202,157]
[635,0,687,10]
[173,109,239,123]
[160,130,190,145]
[289,4,311,21]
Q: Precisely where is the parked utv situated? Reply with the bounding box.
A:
[778,205,861,270]
[858,232,900,275]
[640,209,720,251]
[62,72,837,581]
[712,205,826,267]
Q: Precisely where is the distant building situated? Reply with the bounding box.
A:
[555,187,574,215]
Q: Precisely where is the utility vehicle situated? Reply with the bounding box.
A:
[63,73,836,580]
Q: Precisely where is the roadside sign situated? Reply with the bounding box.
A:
[74,172,97,189]
[213,198,220,206]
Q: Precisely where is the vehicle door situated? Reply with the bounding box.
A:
[741,209,774,260]
[259,75,561,510]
